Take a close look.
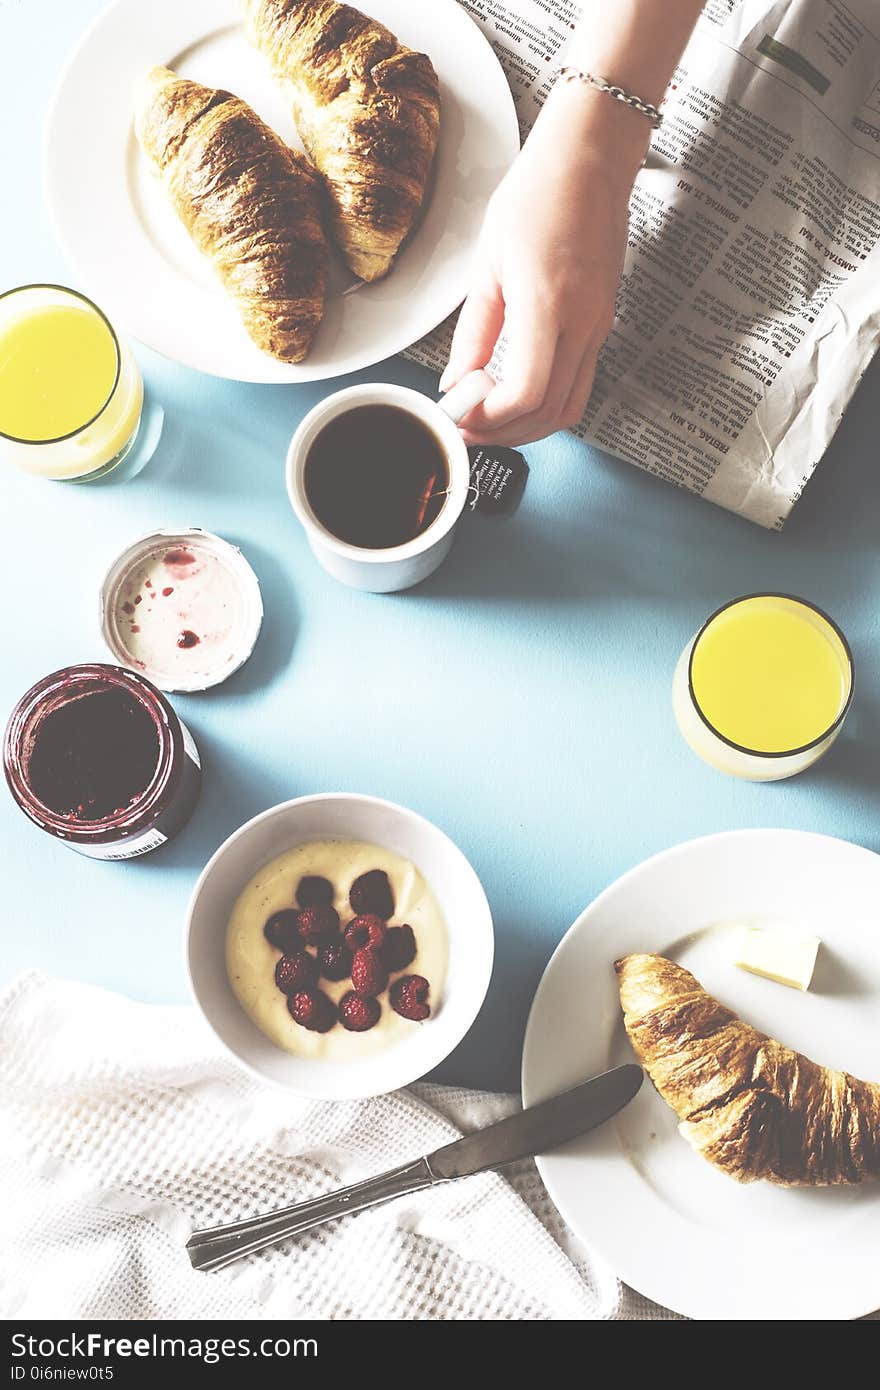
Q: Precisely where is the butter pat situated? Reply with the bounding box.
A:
[732,925,821,991]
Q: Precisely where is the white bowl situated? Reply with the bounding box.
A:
[186,794,494,1099]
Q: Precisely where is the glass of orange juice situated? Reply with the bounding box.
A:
[673,594,854,780]
[0,283,158,482]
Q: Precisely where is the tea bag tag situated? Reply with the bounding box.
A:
[437,371,528,518]
[466,446,529,517]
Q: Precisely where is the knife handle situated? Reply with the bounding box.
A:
[186,1157,436,1272]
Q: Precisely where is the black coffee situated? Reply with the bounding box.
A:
[304,405,450,550]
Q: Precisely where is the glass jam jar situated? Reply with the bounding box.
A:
[4,663,201,859]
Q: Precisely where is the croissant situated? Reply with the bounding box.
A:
[615,953,880,1185]
[134,66,328,362]
[244,0,441,281]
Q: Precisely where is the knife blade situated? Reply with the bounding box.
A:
[428,1063,643,1179]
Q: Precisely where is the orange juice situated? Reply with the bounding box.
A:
[0,285,143,480]
[0,301,118,441]
[673,595,853,780]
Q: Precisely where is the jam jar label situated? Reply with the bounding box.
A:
[71,825,169,861]
[180,719,201,769]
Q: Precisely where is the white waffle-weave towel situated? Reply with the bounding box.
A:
[0,973,673,1320]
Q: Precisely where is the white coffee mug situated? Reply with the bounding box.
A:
[286,372,493,593]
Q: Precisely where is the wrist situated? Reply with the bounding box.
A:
[534,78,651,189]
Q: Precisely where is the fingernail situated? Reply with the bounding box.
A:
[439,367,456,393]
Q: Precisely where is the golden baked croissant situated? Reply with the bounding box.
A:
[134,66,328,361]
[615,953,880,1185]
[244,0,441,281]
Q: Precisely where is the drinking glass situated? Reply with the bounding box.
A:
[0,283,160,482]
[673,593,854,781]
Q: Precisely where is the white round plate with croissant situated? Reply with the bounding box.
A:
[522,830,880,1320]
[44,0,519,382]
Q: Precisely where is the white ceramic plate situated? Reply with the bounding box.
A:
[44,0,519,382]
[522,830,880,1321]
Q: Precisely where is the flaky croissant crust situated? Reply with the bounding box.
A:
[135,66,328,362]
[245,0,441,281]
[616,953,880,1185]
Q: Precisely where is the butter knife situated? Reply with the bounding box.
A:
[186,1063,642,1272]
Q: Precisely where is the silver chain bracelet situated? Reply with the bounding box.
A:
[554,65,664,129]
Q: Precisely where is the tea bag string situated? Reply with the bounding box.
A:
[415,473,454,528]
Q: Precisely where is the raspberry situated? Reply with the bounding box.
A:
[344,914,387,951]
[296,875,334,908]
[389,975,431,1022]
[274,951,317,994]
[264,909,301,953]
[349,869,394,920]
[297,904,340,943]
[383,924,417,972]
[318,938,352,982]
[338,991,381,1032]
[287,989,336,1033]
[350,946,388,997]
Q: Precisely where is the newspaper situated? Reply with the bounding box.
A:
[409,0,880,529]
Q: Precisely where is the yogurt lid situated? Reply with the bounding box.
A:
[100,529,263,692]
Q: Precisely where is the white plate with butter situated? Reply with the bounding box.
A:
[522,829,880,1321]
[43,0,519,382]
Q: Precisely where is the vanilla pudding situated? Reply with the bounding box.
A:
[226,839,448,1058]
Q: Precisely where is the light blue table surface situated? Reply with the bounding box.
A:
[3,0,880,1091]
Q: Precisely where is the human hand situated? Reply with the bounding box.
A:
[440,85,645,447]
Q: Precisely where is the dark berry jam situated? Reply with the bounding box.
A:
[27,688,161,821]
